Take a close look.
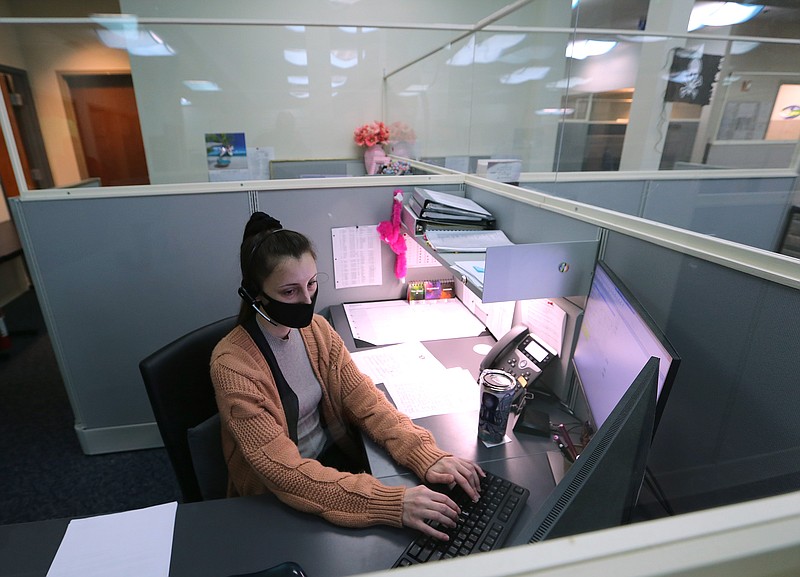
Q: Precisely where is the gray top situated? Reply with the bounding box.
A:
[262,326,330,458]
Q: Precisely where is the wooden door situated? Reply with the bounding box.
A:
[0,71,38,196]
[63,74,150,187]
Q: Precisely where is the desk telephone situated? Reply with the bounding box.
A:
[479,325,556,388]
[480,325,557,435]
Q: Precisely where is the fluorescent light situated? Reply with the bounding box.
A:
[330,50,358,69]
[688,2,763,31]
[500,66,550,85]
[285,26,305,32]
[730,40,760,54]
[447,34,527,66]
[331,76,347,88]
[288,76,309,86]
[182,80,220,92]
[284,49,308,66]
[535,108,575,116]
[447,36,476,67]
[474,34,527,64]
[546,76,590,89]
[566,40,617,60]
[338,27,376,33]
[93,13,174,56]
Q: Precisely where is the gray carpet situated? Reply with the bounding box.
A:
[0,289,181,525]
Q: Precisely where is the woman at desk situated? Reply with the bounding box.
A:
[211,212,484,540]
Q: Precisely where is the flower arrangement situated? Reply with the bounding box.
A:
[388,121,416,143]
[353,121,389,147]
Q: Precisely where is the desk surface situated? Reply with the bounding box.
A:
[1,317,571,577]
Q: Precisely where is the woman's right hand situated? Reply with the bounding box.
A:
[402,485,460,541]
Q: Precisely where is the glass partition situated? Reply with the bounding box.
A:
[0,1,798,196]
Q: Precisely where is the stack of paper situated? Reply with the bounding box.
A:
[424,229,514,253]
[351,341,480,419]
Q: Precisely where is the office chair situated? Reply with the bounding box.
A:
[139,316,237,503]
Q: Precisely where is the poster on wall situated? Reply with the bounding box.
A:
[765,84,800,141]
[206,132,249,182]
[664,49,722,106]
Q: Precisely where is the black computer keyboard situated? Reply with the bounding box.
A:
[393,471,530,567]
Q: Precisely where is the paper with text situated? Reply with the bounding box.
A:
[519,299,567,357]
[383,367,480,419]
[332,225,382,288]
[343,299,485,346]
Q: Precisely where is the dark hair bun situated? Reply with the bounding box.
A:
[243,212,282,240]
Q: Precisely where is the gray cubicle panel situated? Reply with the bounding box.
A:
[465,184,601,244]
[520,180,647,216]
[601,231,800,514]
[269,159,366,179]
[11,192,250,453]
[10,183,452,454]
[522,175,797,253]
[643,177,796,251]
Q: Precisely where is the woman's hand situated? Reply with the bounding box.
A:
[425,456,485,503]
[402,485,460,540]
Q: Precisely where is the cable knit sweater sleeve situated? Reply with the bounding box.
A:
[303,318,450,479]
[211,318,430,529]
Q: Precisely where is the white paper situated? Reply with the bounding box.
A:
[518,299,567,357]
[350,341,447,383]
[383,367,480,419]
[46,502,178,577]
[405,233,441,268]
[459,286,515,341]
[343,299,485,346]
[331,225,382,288]
[248,146,274,180]
[424,230,513,253]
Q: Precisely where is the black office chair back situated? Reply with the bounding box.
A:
[139,316,237,502]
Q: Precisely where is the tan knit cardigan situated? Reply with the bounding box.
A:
[210,315,450,528]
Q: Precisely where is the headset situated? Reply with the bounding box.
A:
[237,284,278,326]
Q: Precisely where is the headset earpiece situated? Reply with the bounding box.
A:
[238,284,278,327]
[238,285,258,305]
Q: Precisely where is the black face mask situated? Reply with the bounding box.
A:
[259,288,318,328]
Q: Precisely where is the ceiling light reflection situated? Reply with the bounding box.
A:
[500,66,550,85]
[331,50,358,69]
[688,2,763,31]
[566,40,617,60]
[284,49,308,66]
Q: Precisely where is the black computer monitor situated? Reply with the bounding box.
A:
[513,357,660,544]
[572,260,680,431]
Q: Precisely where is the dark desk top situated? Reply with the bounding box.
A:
[1,308,571,576]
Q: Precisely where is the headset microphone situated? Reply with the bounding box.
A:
[238,285,278,326]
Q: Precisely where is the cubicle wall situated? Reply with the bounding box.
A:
[8,181,456,453]
[522,175,798,252]
[10,175,800,516]
[604,232,800,512]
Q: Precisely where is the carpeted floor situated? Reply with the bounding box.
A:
[0,289,181,525]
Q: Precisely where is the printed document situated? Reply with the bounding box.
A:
[424,230,513,253]
[344,299,485,346]
[351,342,480,419]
